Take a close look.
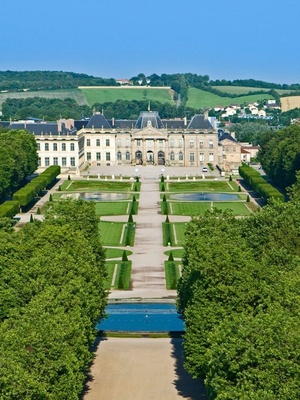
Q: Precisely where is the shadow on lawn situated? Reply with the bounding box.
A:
[171,337,208,399]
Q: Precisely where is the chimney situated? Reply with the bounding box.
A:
[183,116,187,126]
[112,117,115,127]
[231,131,235,139]
[204,110,209,120]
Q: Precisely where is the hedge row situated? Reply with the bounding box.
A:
[239,164,284,202]
[163,222,172,246]
[0,201,20,219]
[13,166,61,208]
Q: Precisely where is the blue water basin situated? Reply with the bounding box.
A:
[170,192,239,201]
[62,192,130,201]
[97,303,184,332]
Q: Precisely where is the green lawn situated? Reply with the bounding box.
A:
[171,223,187,246]
[164,249,184,259]
[80,87,173,106]
[166,180,239,192]
[105,260,132,290]
[60,180,134,192]
[163,222,187,246]
[95,202,131,216]
[98,221,126,246]
[169,202,211,215]
[169,201,251,216]
[105,248,132,259]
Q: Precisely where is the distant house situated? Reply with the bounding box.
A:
[115,79,133,86]
[221,107,237,118]
[214,105,225,112]
[240,143,260,161]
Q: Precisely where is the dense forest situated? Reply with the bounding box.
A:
[177,176,300,399]
[0,199,108,398]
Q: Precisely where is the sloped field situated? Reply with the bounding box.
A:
[280,96,300,111]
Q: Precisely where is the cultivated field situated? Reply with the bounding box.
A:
[80,87,174,106]
[280,96,300,111]
[0,89,88,107]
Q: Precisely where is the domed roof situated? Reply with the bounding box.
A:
[135,111,164,129]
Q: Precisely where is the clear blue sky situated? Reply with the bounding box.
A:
[1,0,299,84]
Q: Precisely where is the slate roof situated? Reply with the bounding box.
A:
[218,131,237,142]
[109,119,136,129]
[74,119,89,130]
[85,113,112,129]
[8,122,59,135]
[8,122,77,136]
[187,114,213,129]
[135,111,164,129]
[162,120,188,129]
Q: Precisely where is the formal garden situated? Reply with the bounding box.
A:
[48,178,139,290]
[161,177,260,288]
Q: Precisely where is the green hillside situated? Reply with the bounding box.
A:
[80,87,173,107]
[186,87,275,109]
[212,86,295,95]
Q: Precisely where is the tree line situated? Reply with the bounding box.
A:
[0,199,108,398]
[0,128,38,201]
[93,99,199,120]
[177,177,300,399]
[258,124,300,189]
[0,70,117,91]
[2,97,92,121]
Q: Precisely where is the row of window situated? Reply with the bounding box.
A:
[86,138,109,147]
[39,157,76,167]
[85,151,215,162]
[189,152,215,162]
[39,142,76,152]
[38,139,216,152]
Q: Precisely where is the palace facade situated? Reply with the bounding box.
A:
[4,111,242,172]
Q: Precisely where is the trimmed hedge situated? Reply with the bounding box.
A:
[162,222,172,246]
[239,164,284,203]
[0,201,20,219]
[161,200,168,215]
[13,166,61,208]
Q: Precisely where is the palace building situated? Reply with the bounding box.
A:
[4,110,241,172]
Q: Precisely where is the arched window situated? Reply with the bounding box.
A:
[135,150,142,160]
[170,151,175,161]
[126,151,130,161]
[179,151,183,161]
[117,151,122,161]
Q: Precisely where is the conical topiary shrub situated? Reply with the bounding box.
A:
[168,251,174,261]
[122,250,128,261]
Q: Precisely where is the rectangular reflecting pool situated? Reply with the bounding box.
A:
[97,303,185,332]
